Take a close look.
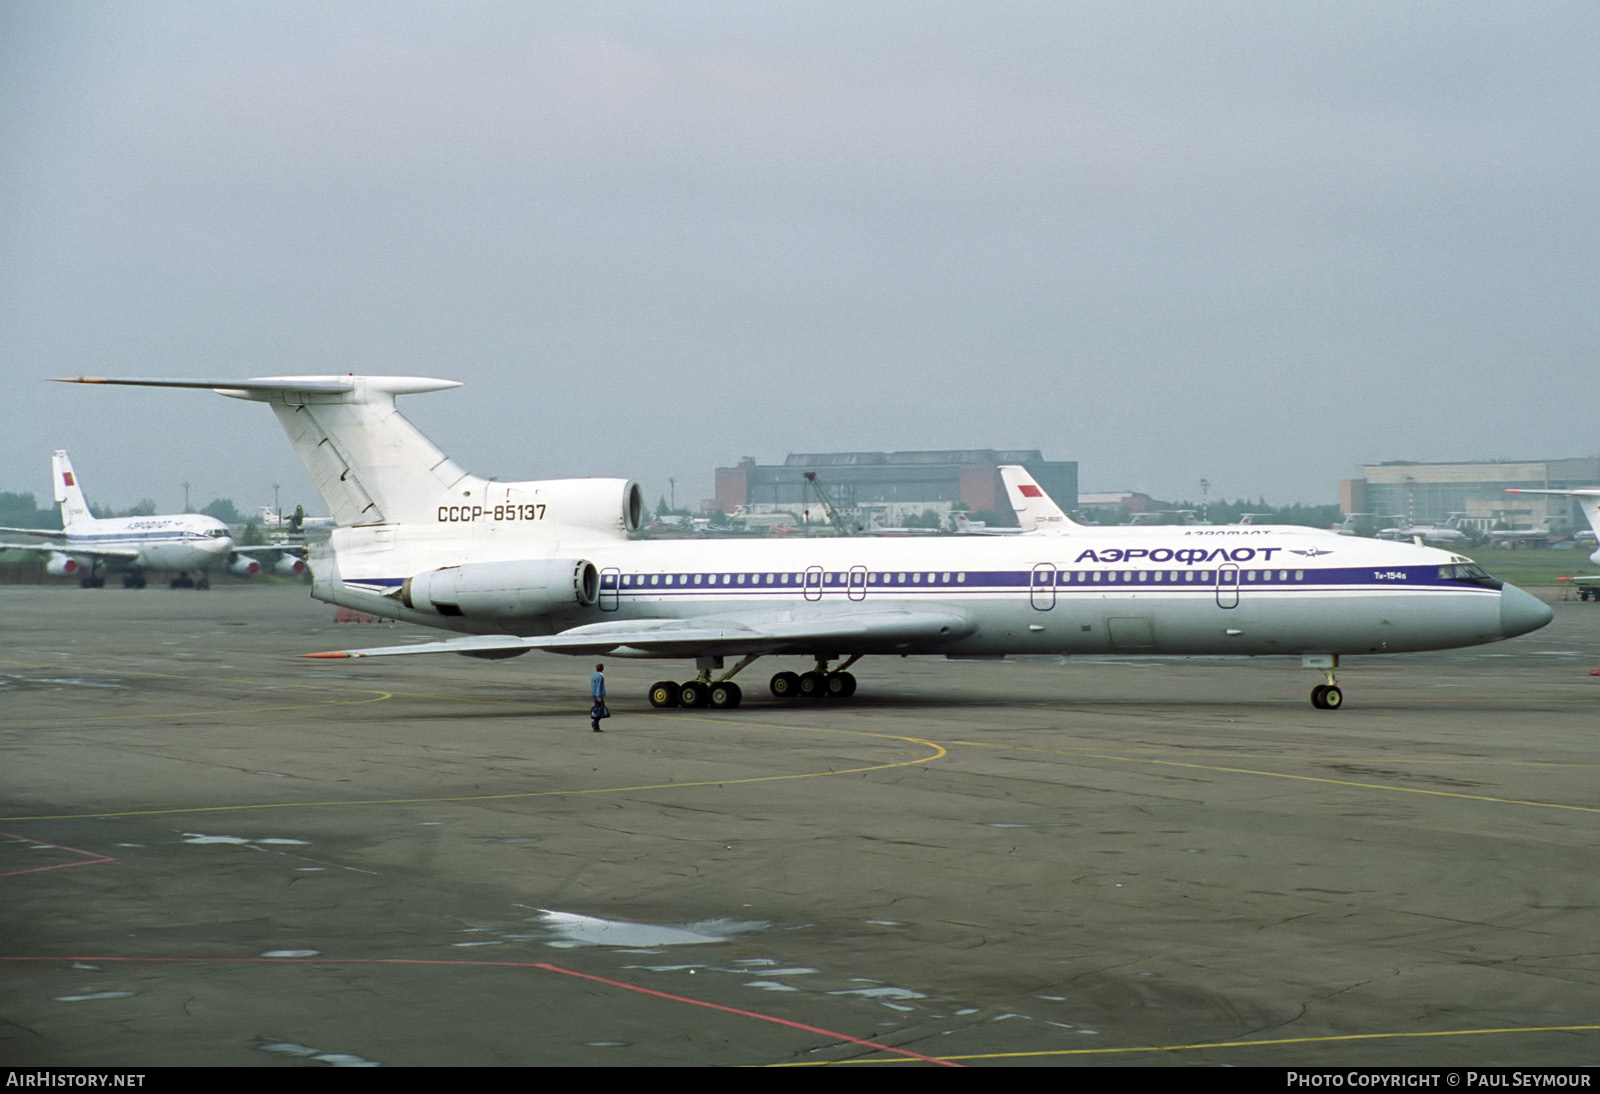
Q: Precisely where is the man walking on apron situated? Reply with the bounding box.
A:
[590,663,608,732]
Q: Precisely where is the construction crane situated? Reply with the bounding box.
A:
[802,472,859,536]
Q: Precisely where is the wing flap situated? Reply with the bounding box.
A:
[303,609,974,659]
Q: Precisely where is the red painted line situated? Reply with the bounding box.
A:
[0,833,117,878]
[0,955,959,1066]
[528,960,961,1067]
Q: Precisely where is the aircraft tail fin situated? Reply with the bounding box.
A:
[58,375,645,542]
[254,377,480,527]
[52,450,100,532]
[56,376,477,527]
[997,466,1082,535]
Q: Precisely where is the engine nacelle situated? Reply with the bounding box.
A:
[229,554,261,577]
[401,558,599,621]
[273,555,307,577]
[467,479,644,538]
[46,552,81,577]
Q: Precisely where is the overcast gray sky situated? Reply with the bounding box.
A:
[3,1,1596,517]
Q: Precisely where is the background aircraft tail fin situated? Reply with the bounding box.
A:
[52,450,100,531]
[998,465,1082,534]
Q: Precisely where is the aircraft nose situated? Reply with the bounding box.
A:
[1499,584,1553,638]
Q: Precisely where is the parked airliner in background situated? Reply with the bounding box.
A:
[995,467,1338,542]
[258,505,336,537]
[0,450,304,587]
[1377,515,1470,547]
[59,375,1552,709]
[0,451,235,587]
[1504,487,1600,566]
[1506,487,1600,601]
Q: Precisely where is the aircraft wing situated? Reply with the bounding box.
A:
[304,608,975,660]
[231,544,304,558]
[0,526,67,542]
[952,515,1019,536]
[0,534,139,561]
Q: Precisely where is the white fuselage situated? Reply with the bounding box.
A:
[318,522,1537,659]
[64,515,234,573]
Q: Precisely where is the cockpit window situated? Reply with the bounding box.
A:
[1437,563,1502,589]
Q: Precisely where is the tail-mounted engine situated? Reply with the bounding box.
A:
[462,479,644,539]
[400,558,600,621]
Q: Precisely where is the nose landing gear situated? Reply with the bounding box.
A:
[1306,654,1343,710]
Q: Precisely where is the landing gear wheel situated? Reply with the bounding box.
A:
[709,682,743,709]
[196,576,210,590]
[679,681,710,708]
[825,672,857,698]
[648,681,681,708]
[798,671,828,699]
[1311,684,1344,710]
[769,671,801,698]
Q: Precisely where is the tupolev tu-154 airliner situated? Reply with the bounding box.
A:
[58,374,1552,710]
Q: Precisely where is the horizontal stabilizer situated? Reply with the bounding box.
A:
[54,376,461,399]
[58,375,473,526]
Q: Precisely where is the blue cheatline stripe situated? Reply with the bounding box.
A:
[349,566,1500,598]
[64,533,214,544]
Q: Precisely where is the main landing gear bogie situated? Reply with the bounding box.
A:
[767,669,858,699]
[649,659,861,711]
[648,679,744,710]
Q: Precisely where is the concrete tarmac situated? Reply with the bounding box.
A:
[2,583,1596,1067]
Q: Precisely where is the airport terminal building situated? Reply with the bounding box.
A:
[713,450,1078,523]
[1342,457,1600,530]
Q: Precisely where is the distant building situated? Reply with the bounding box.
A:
[1076,491,1154,516]
[712,450,1077,524]
[1343,457,1600,530]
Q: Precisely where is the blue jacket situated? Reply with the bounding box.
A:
[590,672,606,701]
